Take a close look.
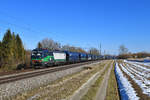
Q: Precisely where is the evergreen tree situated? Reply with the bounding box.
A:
[2,29,13,64]
[37,42,42,48]
[0,41,2,67]
[12,32,17,62]
[16,34,25,63]
[0,29,26,69]
[0,41,1,54]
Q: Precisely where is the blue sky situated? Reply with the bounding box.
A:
[0,0,150,55]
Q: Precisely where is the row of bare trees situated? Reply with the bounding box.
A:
[118,45,150,59]
[37,38,100,55]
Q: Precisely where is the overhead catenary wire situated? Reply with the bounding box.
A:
[0,11,97,51]
[0,10,69,40]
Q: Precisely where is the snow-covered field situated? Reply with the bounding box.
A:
[115,62,139,100]
[127,60,150,69]
[138,62,150,66]
[115,60,150,100]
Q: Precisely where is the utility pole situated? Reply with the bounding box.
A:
[104,50,106,59]
[99,43,101,55]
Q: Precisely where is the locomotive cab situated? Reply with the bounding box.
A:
[31,49,44,66]
[31,48,52,67]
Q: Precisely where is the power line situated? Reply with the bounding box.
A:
[0,11,67,40]
[0,11,100,50]
[99,43,101,55]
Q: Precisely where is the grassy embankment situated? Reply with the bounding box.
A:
[81,61,113,100]
[105,62,119,100]
[13,61,108,100]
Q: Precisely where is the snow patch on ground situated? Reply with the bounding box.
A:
[125,60,150,71]
[125,63,150,79]
[120,63,150,96]
[115,63,139,100]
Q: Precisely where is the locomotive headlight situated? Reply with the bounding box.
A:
[37,53,41,56]
[50,58,52,60]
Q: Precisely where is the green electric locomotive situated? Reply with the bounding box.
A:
[31,48,66,68]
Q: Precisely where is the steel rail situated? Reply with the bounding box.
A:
[0,61,99,85]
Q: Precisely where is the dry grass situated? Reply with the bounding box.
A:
[105,62,119,100]
[81,61,112,100]
[0,65,17,72]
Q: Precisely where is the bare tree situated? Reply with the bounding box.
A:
[76,47,86,53]
[61,44,71,51]
[88,47,100,55]
[40,38,61,50]
[119,45,128,55]
[62,45,86,53]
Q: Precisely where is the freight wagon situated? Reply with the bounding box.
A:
[87,54,92,61]
[79,53,87,62]
[64,51,80,63]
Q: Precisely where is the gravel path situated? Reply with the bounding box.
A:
[95,61,113,100]
[68,61,110,100]
[0,62,100,100]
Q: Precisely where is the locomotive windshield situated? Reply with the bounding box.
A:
[31,50,43,59]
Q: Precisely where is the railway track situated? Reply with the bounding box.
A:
[0,61,100,85]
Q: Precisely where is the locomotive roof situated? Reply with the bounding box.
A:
[32,48,48,51]
[32,48,100,56]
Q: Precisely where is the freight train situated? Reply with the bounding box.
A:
[31,48,102,68]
